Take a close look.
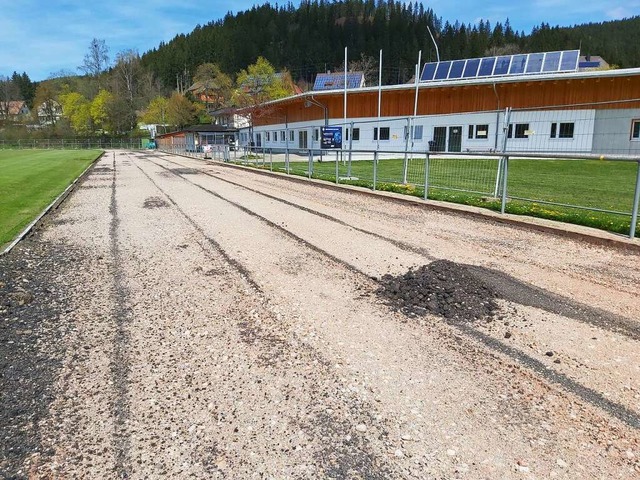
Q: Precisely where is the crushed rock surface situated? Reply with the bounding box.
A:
[1,150,639,479]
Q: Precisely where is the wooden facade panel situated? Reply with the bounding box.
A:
[252,75,640,126]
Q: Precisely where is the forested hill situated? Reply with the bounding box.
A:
[140,0,640,88]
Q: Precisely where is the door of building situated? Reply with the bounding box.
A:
[432,127,446,152]
[298,130,308,149]
[448,126,462,152]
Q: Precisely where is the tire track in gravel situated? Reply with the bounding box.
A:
[154,155,639,341]
[139,153,640,430]
[109,153,132,478]
[144,154,437,262]
[124,153,398,478]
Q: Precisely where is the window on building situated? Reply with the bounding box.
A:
[273,131,278,141]
[347,127,361,141]
[475,124,488,139]
[508,123,530,139]
[413,125,423,140]
[468,124,488,139]
[345,128,349,141]
[265,131,270,142]
[374,126,390,141]
[559,122,574,138]
[404,125,423,140]
[289,130,295,142]
[551,122,575,139]
[633,120,640,139]
[314,129,319,142]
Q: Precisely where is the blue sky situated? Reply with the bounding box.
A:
[1,0,638,81]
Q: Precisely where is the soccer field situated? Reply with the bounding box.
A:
[0,150,102,248]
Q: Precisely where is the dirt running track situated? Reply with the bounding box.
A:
[1,150,639,479]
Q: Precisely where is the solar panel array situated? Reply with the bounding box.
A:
[313,72,364,91]
[420,50,580,82]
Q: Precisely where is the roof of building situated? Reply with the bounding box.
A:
[156,124,238,138]
[241,64,640,113]
[1,100,30,116]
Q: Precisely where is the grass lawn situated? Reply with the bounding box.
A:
[0,149,102,248]
[238,156,640,236]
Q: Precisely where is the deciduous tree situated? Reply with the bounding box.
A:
[59,91,92,134]
[166,92,197,128]
[79,38,110,77]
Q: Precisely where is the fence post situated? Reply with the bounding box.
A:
[285,146,290,174]
[270,148,273,171]
[423,152,430,201]
[500,155,509,214]
[373,151,378,191]
[347,121,354,178]
[630,161,640,239]
[308,148,312,178]
[495,107,512,197]
[403,117,411,184]
[335,148,339,184]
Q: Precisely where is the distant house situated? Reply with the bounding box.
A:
[578,55,610,71]
[186,80,226,106]
[156,124,238,152]
[209,107,250,129]
[0,100,30,120]
[138,123,169,138]
[36,99,63,125]
[313,72,365,91]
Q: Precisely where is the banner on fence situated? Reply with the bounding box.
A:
[321,126,342,149]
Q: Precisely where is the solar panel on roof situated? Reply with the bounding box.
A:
[419,50,580,83]
[449,60,465,79]
[435,61,452,80]
[462,58,480,78]
[543,52,561,72]
[560,50,579,71]
[421,62,437,81]
[313,72,364,90]
[509,55,527,74]
[478,57,496,76]
[494,56,511,75]
[526,53,544,73]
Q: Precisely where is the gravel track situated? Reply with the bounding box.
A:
[1,150,639,479]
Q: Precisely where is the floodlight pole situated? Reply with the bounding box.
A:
[427,26,440,62]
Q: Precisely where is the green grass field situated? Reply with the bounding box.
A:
[239,156,640,236]
[0,149,102,248]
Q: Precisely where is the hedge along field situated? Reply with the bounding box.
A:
[237,155,640,236]
[0,150,102,248]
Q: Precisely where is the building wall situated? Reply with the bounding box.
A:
[592,109,640,155]
[243,109,600,154]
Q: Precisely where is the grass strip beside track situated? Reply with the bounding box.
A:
[233,156,640,237]
[0,149,102,247]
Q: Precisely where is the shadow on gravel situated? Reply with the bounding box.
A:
[377,260,638,339]
[0,242,71,478]
[466,265,640,340]
[376,260,640,429]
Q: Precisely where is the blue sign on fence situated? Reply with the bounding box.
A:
[321,126,342,149]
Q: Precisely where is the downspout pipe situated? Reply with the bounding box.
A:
[492,82,500,151]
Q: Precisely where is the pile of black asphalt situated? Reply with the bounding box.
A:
[376,260,499,321]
